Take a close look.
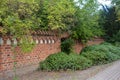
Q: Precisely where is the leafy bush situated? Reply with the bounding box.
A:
[61,38,74,54]
[81,42,120,56]
[80,43,120,65]
[114,42,120,47]
[81,51,119,65]
[39,42,120,71]
[38,52,92,71]
[111,30,120,42]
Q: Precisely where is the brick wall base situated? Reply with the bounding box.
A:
[73,38,104,53]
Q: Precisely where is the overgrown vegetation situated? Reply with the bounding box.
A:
[39,43,120,71]
[0,0,105,43]
[71,0,104,43]
[38,52,92,71]
[81,42,120,65]
[112,0,120,20]
[99,3,120,43]
[61,38,74,54]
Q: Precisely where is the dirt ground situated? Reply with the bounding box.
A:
[0,61,116,80]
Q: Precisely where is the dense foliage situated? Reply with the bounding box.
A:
[99,5,120,42]
[0,0,39,52]
[35,0,76,30]
[93,0,120,43]
[39,43,120,71]
[112,0,120,20]
[38,52,92,71]
[61,38,74,54]
[0,0,76,39]
[1,0,120,44]
[81,42,120,65]
[0,0,104,44]
[0,0,38,33]
[71,0,104,43]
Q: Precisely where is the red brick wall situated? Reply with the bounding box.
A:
[0,35,104,71]
[73,38,104,53]
[87,38,104,46]
[73,40,84,53]
[0,35,61,71]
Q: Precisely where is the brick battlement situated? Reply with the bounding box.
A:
[0,31,61,71]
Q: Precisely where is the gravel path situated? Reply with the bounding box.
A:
[87,60,120,80]
[0,61,119,80]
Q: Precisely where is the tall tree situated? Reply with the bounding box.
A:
[71,0,104,43]
[112,0,120,20]
[32,0,76,31]
[0,0,39,79]
[0,0,39,51]
[99,5,120,42]
[0,0,104,43]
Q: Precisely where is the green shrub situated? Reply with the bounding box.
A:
[114,42,120,47]
[66,53,93,70]
[81,51,119,65]
[80,43,120,65]
[39,42,120,71]
[78,56,93,70]
[81,43,120,56]
[81,43,111,52]
[111,30,120,42]
[61,38,74,54]
[38,52,92,71]
[81,51,104,65]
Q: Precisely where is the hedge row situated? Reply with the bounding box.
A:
[81,42,120,65]
[38,42,120,71]
[38,52,92,71]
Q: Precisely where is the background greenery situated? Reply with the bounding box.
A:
[0,0,106,43]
